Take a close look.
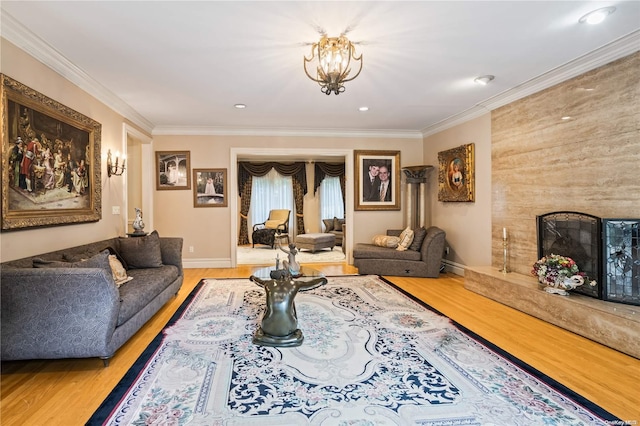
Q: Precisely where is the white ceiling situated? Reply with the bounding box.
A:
[1,1,639,137]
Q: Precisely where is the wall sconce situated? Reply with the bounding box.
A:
[107,149,126,177]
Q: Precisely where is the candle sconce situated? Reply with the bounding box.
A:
[107,149,126,177]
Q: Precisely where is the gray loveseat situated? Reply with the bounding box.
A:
[1,231,183,365]
[353,226,446,278]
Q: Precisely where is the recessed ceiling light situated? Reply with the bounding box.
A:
[561,116,572,120]
[358,106,369,112]
[474,75,495,85]
[234,104,246,109]
[579,7,616,25]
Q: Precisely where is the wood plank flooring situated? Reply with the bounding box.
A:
[1,265,639,425]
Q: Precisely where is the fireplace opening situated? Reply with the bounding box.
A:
[537,212,639,306]
[537,212,601,299]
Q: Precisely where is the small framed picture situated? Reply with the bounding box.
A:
[437,143,475,202]
[354,150,401,211]
[155,151,190,190]
[192,168,227,207]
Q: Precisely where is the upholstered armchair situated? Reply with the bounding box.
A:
[252,209,291,248]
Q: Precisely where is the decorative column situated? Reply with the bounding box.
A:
[402,165,434,230]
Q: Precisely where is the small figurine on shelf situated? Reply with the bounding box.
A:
[132,207,145,235]
[279,242,301,277]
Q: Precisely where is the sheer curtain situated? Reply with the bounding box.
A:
[320,176,344,229]
[250,168,294,232]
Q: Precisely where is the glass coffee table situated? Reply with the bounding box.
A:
[250,266,327,347]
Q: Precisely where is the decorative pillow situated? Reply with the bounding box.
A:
[333,217,345,232]
[322,219,334,232]
[34,250,111,273]
[102,246,129,270]
[372,235,400,248]
[108,255,133,287]
[396,227,415,252]
[409,227,427,251]
[117,230,163,269]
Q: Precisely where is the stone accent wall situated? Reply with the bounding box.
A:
[491,52,640,275]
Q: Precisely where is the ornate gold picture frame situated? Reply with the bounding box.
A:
[192,168,227,207]
[354,150,401,211]
[438,143,475,202]
[1,74,102,230]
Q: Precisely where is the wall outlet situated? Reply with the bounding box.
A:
[189,246,194,253]
[112,206,120,215]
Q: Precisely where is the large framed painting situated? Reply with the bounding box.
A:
[155,151,191,190]
[1,74,102,231]
[438,143,475,202]
[354,150,401,211]
[193,168,227,207]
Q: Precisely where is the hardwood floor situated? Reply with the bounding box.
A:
[2,265,639,425]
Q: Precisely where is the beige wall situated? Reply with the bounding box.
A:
[0,39,149,262]
[423,114,493,271]
[152,135,423,267]
[492,52,640,275]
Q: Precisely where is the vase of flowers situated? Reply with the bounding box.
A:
[531,254,586,296]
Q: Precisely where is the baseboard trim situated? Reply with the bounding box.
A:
[183,258,231,269]
[442,259,465,276]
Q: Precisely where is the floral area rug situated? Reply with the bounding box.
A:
[88,275,620,425]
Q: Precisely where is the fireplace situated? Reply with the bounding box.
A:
[537,212,639,306]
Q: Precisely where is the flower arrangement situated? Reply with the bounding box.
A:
[532,254,584,286]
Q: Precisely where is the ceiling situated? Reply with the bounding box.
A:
[1,1,639,137]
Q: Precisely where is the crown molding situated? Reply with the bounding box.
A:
[152,126,422,139]
[0,11,155,134]
[422,30,640,138]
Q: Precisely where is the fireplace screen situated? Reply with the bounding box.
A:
[603,219,640,305]
[537,212,601,299]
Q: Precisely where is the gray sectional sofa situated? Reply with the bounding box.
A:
[1,231,183,365]
[353,226,446,278]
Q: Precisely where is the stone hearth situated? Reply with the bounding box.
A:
[464,266,639,359]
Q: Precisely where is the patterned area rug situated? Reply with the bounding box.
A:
[88,275,620,425]
[237,245,346,265]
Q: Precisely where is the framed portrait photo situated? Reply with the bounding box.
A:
[1,74,102,230]
[354,150,401,211]
[155,151,191,190]
[438,143,475,202]
[193,168,227,207]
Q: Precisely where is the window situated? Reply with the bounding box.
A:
[320,176,344,228]
[250,168,294,231]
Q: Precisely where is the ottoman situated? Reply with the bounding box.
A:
[295,233,336,253]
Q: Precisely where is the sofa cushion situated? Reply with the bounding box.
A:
[409,227,427,251]
[33,249,111,273]
[353,244,422,261]
[333,217,345,232]
[116,265,180,326]
[372,235,400,248]
[118,230,163,269]
[396,227,414,251]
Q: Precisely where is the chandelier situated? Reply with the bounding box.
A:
[303,35,363,95]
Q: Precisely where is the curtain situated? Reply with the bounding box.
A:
[320,177,345,226]
[314,162,346,218]
[250,169,294,233]
[238,161,307,244]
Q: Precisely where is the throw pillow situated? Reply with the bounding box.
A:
[102,246,129,270]
[396,227,415,252]
[333,217,345,232]
[322,219,334,232]
[118,230,163,269]
[108,255,133,287]
[409,227,427,251]
[372,235,400,248]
